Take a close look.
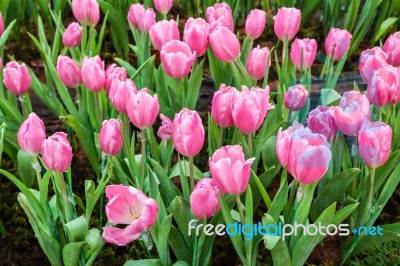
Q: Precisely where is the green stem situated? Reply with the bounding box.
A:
[19,95,29,118]
[192,220,199,266]
[218,126,224,147]
[235,194,245,225]
[189,156,195,192]
[247,133,252,155]
[94,92,102,130]
[141,129,146,181]
[356,168,375,228]
[32,156,42,185]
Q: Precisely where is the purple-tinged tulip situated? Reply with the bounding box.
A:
[103,185,158,246]
[183,18,209,57]
[3,61,31,95]
[273,7,301,41]
[153,0,172,14]
[358,121,392,169]
[246,45,270,80]
[105,64,127,94]
[172,108,204,157]
[383,32,400,67]
[127,4,156,33]
[81,56,105,92]
[72,0,100,26]
[57,56,82,88]
[18,113,46,155]
[209,145,254,194]
[157,114,173,141]
[190,178,220,219]
[62,22,82,48]
[211,84,236,127]
[109,79,137,113]
[206,3,234,32]
[0,12,4,36]
[209,26,240,62]
[367,65,399,106]
[284,84,308,111]
[99,119,123,156]
[41,132,73,172]
[290,38,317,70]
[359,47,388,83]
[126,89,159,129]
[149,20,180,51]
[161,40,196,78]
[325,28,352,61]
[245,9,266,40]
[307,106,338,141]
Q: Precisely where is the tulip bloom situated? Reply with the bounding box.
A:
[307,106,338,141]
[383,32,400,67]
[41,132,73,172]
[153,0,172,14]
[57,56,82,88]
[104,64,127,94]
[367,65,399,106]
[325,28,352,61]
[103,185,158,246]
[3,61,32,95]
[276,121,304,167]
[358,121,392,169]
[290,38,317,70]
[17,113,46,155]
[99,119,123,156]
[245,9,266,40]
[157,114,173,141]
[109,79,137,113]
[206,3,234,32]
[209,26,240,62]
[211,84,236,127]
[160,40,196,78]
[190,178,220,219]
[172,108,204,157]
[246,46,270,81]
[0,12,5,36]
[71,0,100,26]
[359,47,388,83]
[273,7,301,41]
[183,18,209,57]
[127,4,156,33]
[149,20,180,51]
[81,56,106,92]
[62,22,82,48]
[332,91,371,136]
[209,145,254,195]
[284,84,308,111]
[232,86,274,135]
[126,89,159,129]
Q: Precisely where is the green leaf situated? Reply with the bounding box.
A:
[169,160,203,181]
[373,17,398,43]
[320,88,342,105]
[185,60,204,109]
[167,197,194,251]
[267,174,288,221]
[353,223,400,254]
[62,242,86,266]
[157,214,173,266]
[17,150,36,188]
[114,57,137,77]
[64,216,89,242]
[124,260,162,266]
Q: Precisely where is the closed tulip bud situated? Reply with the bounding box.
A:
[126,89,159,129]
[105,64,127,94]
[190,178,220,219]
[149,20,180,51]
[41,132,73,172]
[359,47,388,83]
[290,38,317,70]
[284,84,308,111]
[99,119,123,156]
[232,86,274,134]
[367,65,399,106]
[72,0,100,26]
[383,32,400,67]
[276,121,304,167]
[109,79,137,113]
[161,40,196,78]
[325,28,352,61]
[127,4,156,33]
[211,84,236,127]
[3,61,31,95]
[307,106,338,141]
[332,91,371,136]
[246,45,270,80]
[172,108,204,157]
[358,121,392,169]
[209,145,254,194]
[206,3,234,32]
[153,0,172,14]
[273,7,301,41]
[17,113,46,155]
[81,56,105,92]
[62,22,82,48]
[57,56,82,88]
[183,18,209,57]
[157,114,173,141]
[245,9,266,40]
[142,9,157,33]
[209,26,240,62]
[0,12,4,36]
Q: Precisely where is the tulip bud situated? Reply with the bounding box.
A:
[105,64,127,94]
[284,84,308,111]
[99,119,123,156]
[3,61,32,95]
[209,26,240,62]
[211,84,236,127]
[41,132,73,172]
[81,56,105,92]
[183,18,209,57]
[62,22,82,48]
[246,45,270,80]
[325,28,352,61]
[126,89,159,129]
[127,4,156,33]
[190,178,220,219]
[367,65,399,106]
[290,38,317,70]
[161,40,196,78]
[359,47,388,83]
[206,3,234,32]
[153,0,173,15]
[109,79,137,113]
[17,113,46,155]
[245,9,266,40]
[383,32,400,67]
[72,0,100,26]
[273,7,301,41]
[149,20,180,51]
[57,56,82,88]
[307,106,338,141]
[0,12,4,37]
[157,114,173,141]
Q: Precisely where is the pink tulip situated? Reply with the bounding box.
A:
[99,119,123,156]
[183,18,209,57]
[358,121,392,169]
[103,185,158,246]
[41,132,73,172]
[290,38,317,70]
[3,61,32,95]
[105,64,127,94]
[211,84,236,127]
[172,108,204,157]
[0,12,4,36]
[359,47,388,83]
[367,65,399,106]
[209,26,240,62]
[245,9,266,40]
[81,56,105,92]
[149,20,180,51]
[276,121,304,167]
[62,22,82,48]
[157,114,173,141]
[190,178,220,219]
[56,56,82,88]
[126,89,159,129]
[141,9,157,33]
[383,32,400,67]
[284,84,308,111]
[160,40,196,78]
[206,3,234,32]
[109,79,137,113]
[71,0,100,26]
[273,7,301,41]
[127,4,156,33]
[332,91,371,136]
[232,86,274,134]
[17,113,46,155]
[153,0,172,14]
[246,45,270,80]
[307,106,338,141]
[209,145,254,194]
[325,28,352,61]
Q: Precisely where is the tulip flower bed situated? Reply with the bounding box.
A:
[1,1,400,266]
